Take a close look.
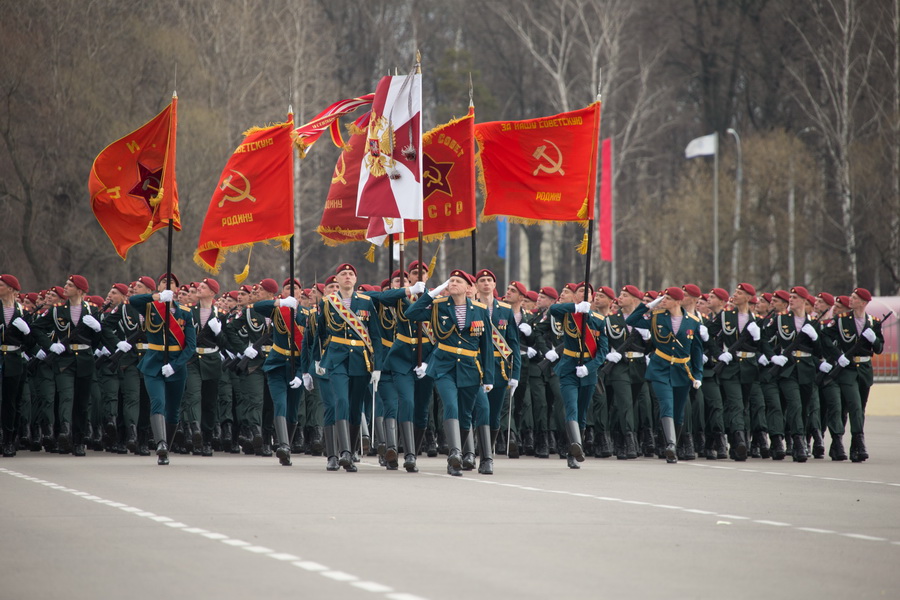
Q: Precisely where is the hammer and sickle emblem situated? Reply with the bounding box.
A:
[332,154,347,185]
[423,165,444,188]
[218,170,256,207]
[532,140,565,176]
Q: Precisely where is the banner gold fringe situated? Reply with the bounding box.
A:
[192,236,291,276]
[364,244,376,262]
[576,197,589,220]
[576,232,589,255]
[422,112,473,145]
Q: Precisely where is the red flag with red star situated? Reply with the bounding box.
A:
[89,96,180,259]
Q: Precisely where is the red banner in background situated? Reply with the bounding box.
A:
[599,137,613,262]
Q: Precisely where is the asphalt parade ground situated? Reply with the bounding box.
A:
[2,418,899,600]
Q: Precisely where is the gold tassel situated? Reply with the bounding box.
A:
[364,244,376,263]
[234,247,252,284]
[576,232,589,255]
[139,221,155,241]
[576,197,589,220]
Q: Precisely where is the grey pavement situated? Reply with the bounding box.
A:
[2,417,900,600]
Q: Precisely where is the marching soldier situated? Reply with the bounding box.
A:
[317,264,384,472]
[518,286,561,458]
[548,282,609,469]
[1,274,31,457]
[818,287,884,462]
[405,270,494,476]
[626,287,704,464]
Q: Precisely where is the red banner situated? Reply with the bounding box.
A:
[318,127,369,246]
[89,97,180,259]
[475,102,600,224]
[292,94,374,157]
[194,119,294,273]
[599,137,613,262]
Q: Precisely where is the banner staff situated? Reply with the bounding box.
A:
[579,82,602,366]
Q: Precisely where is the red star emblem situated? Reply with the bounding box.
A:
[128,162,163,208]
[422,152,453,200]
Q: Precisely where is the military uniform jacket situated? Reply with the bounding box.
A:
[626,302,703,387]
[405,293,494,388]
[603,311,649,383]
[301,304,327,378]
[32,300,118,377]
[99,302,144,370]
[253,300,307,377]
[520,309,551,378]
[187,304,228,380]
[486,299,521,383]
[760,312,822,384]
[547,303,607,387]
[369,289,434,376]
[708,309,763,383]
[225,305,270,373]
[821,312,884,387]
[128,294,196,378]
[318,291,384,377]
[0,301,30,377]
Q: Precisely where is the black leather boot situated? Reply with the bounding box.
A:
[291,424,305,454]
[221,422,233,453]
[477,426,494,475]
[250,424,263,454]
[508,430,520,458]
[811,429,825,459]
[384,418,399,470]
[596,431,612,458]
[565,420,585,463]
[770,434,786,460]
[625,432,639,459]
[850,432,868,462]
[535,431,549,458]
[211,423,222,452]
[310,426,324,456]
[274,416,291,466]
[663,418,677,463]
[641,427,656,458]
[523,429,535,455]
[426,427,439,457]
[715,433,728,459]
[444,419,463,476]
[336,420,357,471]
[733,430,748,461]
[615,431,626,460]
[461,427,476,471]
[125,425,138,453]
[30,424,43,452]
[829,432,847,461]
[152,415,169,465]
[190,421,203,454]
[324,425,339,471]
[791,434,808,462]
[758,431,771,459]
[401,421,418,472]
[201,431,213,457]
[583,427,595,452]
[57,422,73,454]
[694,432,706,459]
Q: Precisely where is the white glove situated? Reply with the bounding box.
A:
[574,301,591,314]
[747,321,761,341]
[862,328,877,344]
[545,348,559,363]
[429,278,452,298]
[771,355,788,367]
[11,317,30,334]
[289,376,302,389]
[243,344,258,359]
[645,355,651,366]
[315,361,326,376]
[94,349,104,359]
[518,322,532,336]
[692,379,702,390]
[606,350,622,363]
[801,323,818,342]
[207,317,222,335]
[414,362,428,379]
[370,370,381,390]
[483,384,493,393]
[718,351,733,365]
[507,378,518,393]
[161,364,175,378]
[82,314,101,332]
[837,354,850,368]
[818,362,833,374]
[648,295,664,309]
[758,355,769,367]
[702,354,709,364]
[526,347,537,359]
[302,373,314,390]
[699,324,709,342]
[36,349,47,360]
[280,295,298,310]
[408,281,427,296]
[116,340,132,353]
[575,365,589,378]
[225,350,235,360]
[22,353,31,362]
[159,290,174,303]
[638,329,651,341]
[50,342,65,355]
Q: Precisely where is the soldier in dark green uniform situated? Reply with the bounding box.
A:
[518,286,560,458]
[32,275,118,456]
[0,274,31,456]
[818,287,883,462]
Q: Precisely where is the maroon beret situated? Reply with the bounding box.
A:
[259,278,279,294]
[817,292,834,307]
[0,274,21,291]
[836,295,851,308]
[539,286,559,300]
[761,292,773,303]
[525,290,538,302]
[112,283,129,296]
[664,286,685,301]
[68,274,89,292]
[407,260,428,273]
[475,269,496,282]
[202,278,220,294]
[682,284,702,299]
[643,290,659,301]
[157,273,179,287]
[335,263,356,276]
[709,288,729,302]
[282,278,301,289]
[737,282,756,297]
[773,290,790,303]
[598,286,616,300]
[324,275,337,286]
[852,287,872,302]
[622,285,642,300]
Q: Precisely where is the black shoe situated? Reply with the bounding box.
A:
[291,427,305,454]
[326,455,340,471]
[190,422,202,450]
[211,423,222,452]
[523,430,535,455]
[641,428,656,458]
[57,423,72,454]
[447,449,463,476]
[310,427,324,456]
[276,444,292,466]
[462,452,476,471]
[850,432,868,462]
[733,431,748,461]
[750,436,762,459]
[791,435,808,462]
[615,432,627,460]
[424,429,438,457]
[583,427,595,451]
[103,419,117,447]
[566,455,581,469]
[73,444,86,457]
[125,425,138,453]
[250,425,263,453]
[201,443,213,457]
[811,430,826,459]
[478,457,494,474]
[665,443,677,464]
[595,431,612,458]
[2,442,15,457]
[829,434,847,461]
[547,431,558,455]
[508,431,520,458]
[535,431,549,458]
[339,451,357,472]
[625,432,639,459]
[770,434,786,460]
[404,453,418,473]
[156,440,169,465]
[221,423,233,453]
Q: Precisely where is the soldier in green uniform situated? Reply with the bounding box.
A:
[405,270,494,475]
[818,287,883,462]
[760,286,823,462]
[317,264,384,472]
[626,287,704,464]
[32,275,118,456]
[518,286,561,458]
[0,274,31,456]
[128,275,196,465]
[182,278,226,456]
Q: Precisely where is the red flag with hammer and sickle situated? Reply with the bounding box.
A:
[475,102,600,224]
[194,118,294,273]
[89,95,180,259]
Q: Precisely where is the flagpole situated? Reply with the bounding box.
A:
[579,88,602,367]
[288,106,297,380]
[471,229,477,275]
[713,131,719,288]
[164,218,174,369]
[416,221,424,367]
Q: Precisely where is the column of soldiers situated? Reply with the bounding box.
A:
[0,268,887,471]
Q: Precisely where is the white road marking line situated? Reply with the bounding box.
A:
[422,472,897,549]
[688,462,900,488]
[1,468,427,600]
